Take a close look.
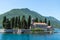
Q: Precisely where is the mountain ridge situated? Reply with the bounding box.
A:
[0,8,60,28]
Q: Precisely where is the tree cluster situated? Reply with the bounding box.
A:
[34,17,51,26]
[3,15,31,29]
[3,16,51,29]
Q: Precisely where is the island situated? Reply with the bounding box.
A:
[2,15,54,34]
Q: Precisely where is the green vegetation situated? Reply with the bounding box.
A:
[3,15,32,29]
[40,20,42,23]
[0,8,60,28]
[48,20,50,26]
[3,15,51,29]
[28,15,31,29]
[31,28,44,31]
[21,15,27,29]
[31,28,44,33]
[45,18,47,23]
[35,18,38,22]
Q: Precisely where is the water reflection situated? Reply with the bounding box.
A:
[1,28,60,40]
[1,33,53,40]
[1,33,30,40]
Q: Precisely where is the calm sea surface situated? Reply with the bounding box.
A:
[0,28,60,40]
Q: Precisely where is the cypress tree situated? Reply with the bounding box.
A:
[35,18,38,22]
[28,15,31,29]
[48,20,50,26]
[18,16,21,29]
[21,15,28,29]
[3,16,7,28]
[40,20,42,23]
[10,17,15,29]
[24,19,27,29]
[7,19,11,29]
[6,19,10,29]
[15,17,18,28]
[21,15,25,29]
[45,18,47,23]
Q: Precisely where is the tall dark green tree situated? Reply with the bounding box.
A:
[45,18,47,23]
[21,15,27,29]
[3,16,7,28]
[17,16,21,29]
[6,19,11,29]
[21,15,25,29]
[4,18,10,29]
[15,17,18,28]
[40,20,42,23]
[35,18,38,22]
[28,15,31,29]
[48,20,50,26]
[10,17,15,28]
[24,19,27,29]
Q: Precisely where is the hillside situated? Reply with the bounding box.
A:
[46,16,60,28]
[0,8,60,28]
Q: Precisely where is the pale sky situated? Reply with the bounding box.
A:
[0,0,60,20]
